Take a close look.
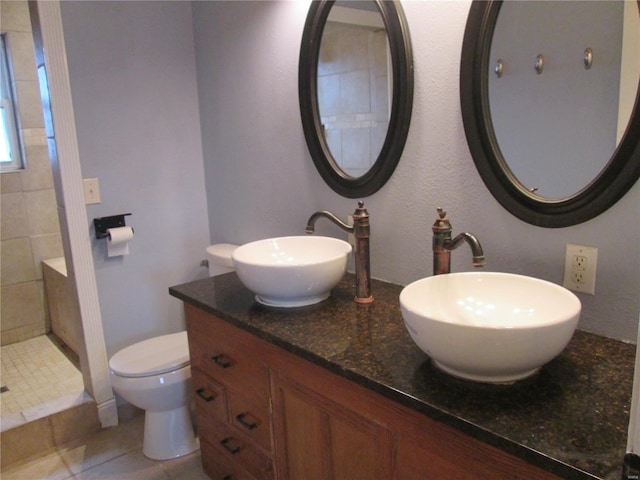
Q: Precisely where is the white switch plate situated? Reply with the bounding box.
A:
[83,178,101,204]
[563,244,598,295]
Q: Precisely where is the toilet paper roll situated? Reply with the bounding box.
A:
[107,226,134,257]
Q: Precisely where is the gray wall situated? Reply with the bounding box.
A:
[489,1,623,199]
[61,1,210,356]
[194,1,639,342]
[59,0,639,356]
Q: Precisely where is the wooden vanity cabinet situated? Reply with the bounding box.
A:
[187,304,274,480]
[185,304,563,480]
[272,370,394,480]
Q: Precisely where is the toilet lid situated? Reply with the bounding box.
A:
[206,243,237,268]
[109,331,190,378]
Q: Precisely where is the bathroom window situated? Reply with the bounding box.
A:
[1,34,24,172]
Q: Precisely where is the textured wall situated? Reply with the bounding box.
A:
[60,1,211,356]
[194,1,640,342]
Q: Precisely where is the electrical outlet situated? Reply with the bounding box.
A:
[83,178,101,204]
[572,255,587,270]
[563,244,598,295]
[572,270,585,284]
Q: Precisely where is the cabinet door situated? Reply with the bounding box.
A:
[396,414,563,480]
[273,373,393,480]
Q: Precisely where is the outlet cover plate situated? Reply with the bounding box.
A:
[83,178,101,204]
[563,244,598,295]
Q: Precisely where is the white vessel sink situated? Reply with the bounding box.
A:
[232,236,351,307]
[400,272,581,384]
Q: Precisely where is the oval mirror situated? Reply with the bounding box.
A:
[299,0,413,198]
[461,0,640,227]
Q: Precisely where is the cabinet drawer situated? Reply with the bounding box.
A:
[228,389,272,452]
[201,438,258,480]
[192,368,227,423]
[186,306,270,407]
[199,410,274,480]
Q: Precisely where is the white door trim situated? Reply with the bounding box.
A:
[34,0,116,428]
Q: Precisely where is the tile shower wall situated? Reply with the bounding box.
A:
[318,22,389,178]
[1,1,63,346]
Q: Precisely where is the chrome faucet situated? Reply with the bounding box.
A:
[432,207,485,275]
[306,201,373,304]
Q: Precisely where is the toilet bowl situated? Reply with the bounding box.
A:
[109,331,198,460]
[109,244,238,460]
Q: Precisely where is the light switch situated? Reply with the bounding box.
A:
[83,178,101,204]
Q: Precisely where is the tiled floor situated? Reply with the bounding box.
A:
[1,335,86,431]
[1,413,208,479]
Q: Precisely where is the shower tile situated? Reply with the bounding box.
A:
[14,79,45,130]
[0,0,31,32]
[0,411,26,431]
[0,193,29,240]
[0,282,45,337]
[1,336,83,418]
[32,234,63,269]
[0,415,55,467]
[1,238,36,285]
[21,145,55,192]
[24,189,60,236]
[21,128,48,147]
[5,30,38,83]
[50,397,100,446]
[0,172,23,194]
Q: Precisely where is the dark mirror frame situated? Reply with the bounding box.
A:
[460,0,640,228]
[299,0,414,198]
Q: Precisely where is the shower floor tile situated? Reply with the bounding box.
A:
[1,335,84,428]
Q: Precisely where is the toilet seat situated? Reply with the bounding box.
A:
[110,331,190,378]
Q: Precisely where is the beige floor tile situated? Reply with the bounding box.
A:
[59,415,144,475]
[1,449,73,480]
[159,449,207,480]
[74,450,171,480]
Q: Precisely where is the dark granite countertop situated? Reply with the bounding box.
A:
[169,273,635,480]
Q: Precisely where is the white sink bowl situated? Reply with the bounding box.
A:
[400,272,581,384]
[232,236,352,307]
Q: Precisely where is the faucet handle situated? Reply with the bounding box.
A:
[433,207,452,232]
[353,201,369,220]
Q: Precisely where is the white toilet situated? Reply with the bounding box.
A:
[109,243,238,460]
[205,243,237,276]
[109,332,196,460]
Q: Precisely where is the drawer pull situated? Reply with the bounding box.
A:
[222,476,234,480]
[211,354,233,368]
[236,412,259,430]
[221,437,242,455]
[195,387,215,402]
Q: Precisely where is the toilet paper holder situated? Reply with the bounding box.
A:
[94,213,133,239]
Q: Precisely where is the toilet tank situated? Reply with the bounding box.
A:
[206,244,238,276]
